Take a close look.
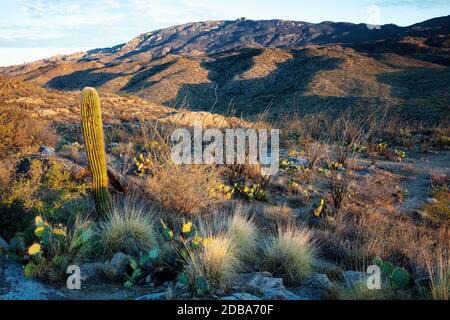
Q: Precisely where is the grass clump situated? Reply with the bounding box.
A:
[99,199,159,258]
[263,226,318,285]
[333,281,395,300]
[426,250,449,300]
[227,206,258,261]
[183,234,241,295]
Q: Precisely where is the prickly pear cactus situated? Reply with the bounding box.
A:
[390,267,411,290]
[81,87,111,216]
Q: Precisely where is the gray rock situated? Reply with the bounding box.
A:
[39,146,55,157]
[79,262,105,281]
[230,272,289,300]
[0,258,65,300]
[291,286,328,300]
[105,252,130,281]
[342,271,366,286]
[221,293,261,300]
[426,198,438,205]
[136,292,167,300]
[289,157,309,168]
[301,274,333,290]
[0,235,8,252]
[285,290,306,300]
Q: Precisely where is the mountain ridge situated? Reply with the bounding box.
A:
[1,16,449,122]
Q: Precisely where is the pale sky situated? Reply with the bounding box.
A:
[0,0,449,66]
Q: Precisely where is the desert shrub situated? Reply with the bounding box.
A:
[0,159,89,239]
[321,164,354,216]
[145,164,217,215]
[263,226,318,285]
[426,250,450,300]
[59,142,83,163]
[99,199,159,258]
[0,104,57,159]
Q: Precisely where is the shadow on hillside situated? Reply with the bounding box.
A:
[122,60,179,93]
[46,69,122,90]
[376,66,450,122]
[166,48,343,117]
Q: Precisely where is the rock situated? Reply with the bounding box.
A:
[291,286,328,300]
[342,271,366,286]
[79,263,105,281]
[221,293,261,300]
[230,272,289,300]
[426,198,438,205]
[301,274,333,290]
[284,290,305,300]
[0,235,9,252]
[8,235,25,254]
[135,292,167,300]
[0,258,65,300]
[39,146,55,157]
[105,252,130,281]
[289,157,309,168]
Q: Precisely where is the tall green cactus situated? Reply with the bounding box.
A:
[81,87,111,216]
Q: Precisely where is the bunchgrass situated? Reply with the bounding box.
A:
[99,198,158,257]
[263,225,318,285]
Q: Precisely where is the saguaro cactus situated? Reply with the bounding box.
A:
[81,87,111,216]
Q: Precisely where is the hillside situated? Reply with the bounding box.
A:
[1,16,450,121]
[0,76,245,128]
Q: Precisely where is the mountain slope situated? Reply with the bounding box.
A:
[1,16,449,122]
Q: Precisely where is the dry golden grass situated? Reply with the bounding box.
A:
[333,281,395,300]
[426,249,450,300]
[227,206,259,261]
[99,198,159,257]
[263,225,318,285]
[183,233,241,291]
[0,104,57,159]
[261,204,295,229]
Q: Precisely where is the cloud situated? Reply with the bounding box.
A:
[126,0,227,24]
[376,0,449,9]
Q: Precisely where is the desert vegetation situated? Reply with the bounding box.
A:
[0,79,448,301]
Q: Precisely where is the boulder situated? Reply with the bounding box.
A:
[79,262,105,281]
[300,273,333,290]
[229,272,289,300]
[105,252,130,281]
[289,157,309,168]
[291,286,328,300]
[342,271,366,286]
[39,146,55,157]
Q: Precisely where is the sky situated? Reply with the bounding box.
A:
[0,0,449,66]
